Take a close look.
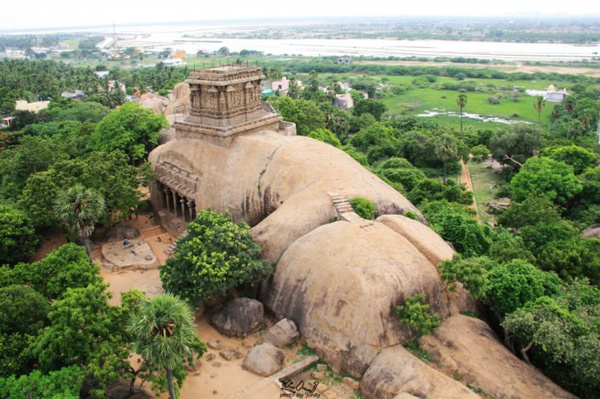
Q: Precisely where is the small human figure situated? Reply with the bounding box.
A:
[123,238,130,246]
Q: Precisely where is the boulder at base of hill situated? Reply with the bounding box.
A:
[360,345,479,399]
[210,298,264,337]
[242,343,284,376]
[266,221,470,378]
[263,318,300,348]
[580,224,600,238]
[420,315,577,399]
[138,92,170,114]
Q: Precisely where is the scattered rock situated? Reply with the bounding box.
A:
[241,343,284,376]
[211,298,264,337]
[316,383,329,393]
[212,362,222,368]
[205,353,216,362]
[323,390,338,398]
[219,350,242,361]
[263,318,300,348]
[580,224,600,238]
[210,373,217,379]
[343,377,359,390]
[311,371,326,380]
[207,339,223,350]
[317,364,328,371]
[241,337,255,348]
[360,345,479,399]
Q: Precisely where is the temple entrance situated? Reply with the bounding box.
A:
[157,181,197,222]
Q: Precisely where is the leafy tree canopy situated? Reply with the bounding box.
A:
[0,204,38,265]
[89,102,167,163]
[160,210,269,302]
[509,157,582,205]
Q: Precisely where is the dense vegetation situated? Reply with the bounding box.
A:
[0,54,599,397]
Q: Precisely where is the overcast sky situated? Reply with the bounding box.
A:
[3,0,599,31]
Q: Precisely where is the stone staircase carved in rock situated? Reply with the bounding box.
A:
[329,193,376,232]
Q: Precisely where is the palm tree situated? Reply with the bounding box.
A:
[128,294,200,399]
[456,93,468,137]
[435,133,459,184]
[533,95,546,130]
[54,184,105,259]
[565,97,575,140]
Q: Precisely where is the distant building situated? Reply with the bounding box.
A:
[545,85,568,103]
[337,57,351,65]
[262,77,290,93]
[337,81,351,93]
[15,100,50,113]
[94,71,110,78]
[334,93,354,110]
[61,90,86,101]
[2,116,15,128]
[160,58,184,67]
[2,49,26,59]
[172,49,187,59]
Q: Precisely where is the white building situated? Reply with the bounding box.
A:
[15,100,50,113]
[160,58,184,67]
[545,85,569,103]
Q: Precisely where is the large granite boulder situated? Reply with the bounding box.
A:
[420,315,576,399]
[263,318,299,348]
[164,82,191,116]
[138,92,170,114]
[360,345,479,399]
[210,298,264,337]
[242,343,284,376]
[580,224,600,238]
[265,221,471,378]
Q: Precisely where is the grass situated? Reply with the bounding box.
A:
[60,38,80,50]
[467,161,505,225]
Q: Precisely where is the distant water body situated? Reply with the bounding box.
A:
[11,22,600,61]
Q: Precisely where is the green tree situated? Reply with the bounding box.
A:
[396,294,440,336]
[0,243,101,301]
[533,95,546,130]
[421,201,490,256]
[434,133,460,184]
[498,195,561,229]
[0,204,38,265]
[456,93,468,137]
[54,185,105,259]
[0,285,50,376]
[353,99,387,121]
[0,366,84,399]
[128,294,206,399]
[489,125,543,170]
[307,128,342,148]
[33,283,123,372]
[542,145,598,175]
[273,97,325,136]
[160,210,269,302]
[89,102,167,164]
[509,157,582,205]
[349,122,399,164]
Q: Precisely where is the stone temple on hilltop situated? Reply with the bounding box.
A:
[147,66,574,398]
[150,65,296,234]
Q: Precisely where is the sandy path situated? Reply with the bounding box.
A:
[460,159,482,224]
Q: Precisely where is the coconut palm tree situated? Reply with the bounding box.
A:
[456,93,468,137]
[54,184,105,259]
[435,133,460,184]
[533,95,546,130]
[128,294,200,399]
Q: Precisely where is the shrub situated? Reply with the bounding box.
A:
[396,294,440,336]
[470,144,490,162]
[0,204,38,265]
[350,196,376,220]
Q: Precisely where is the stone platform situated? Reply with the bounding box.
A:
[101,238,159,272]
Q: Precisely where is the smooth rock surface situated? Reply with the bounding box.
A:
[262,318,300,348]
[266,221,470,378]
[360,345,479,399]
[210,298,264,337]
[241,343,284,377]
[420,315,577,399]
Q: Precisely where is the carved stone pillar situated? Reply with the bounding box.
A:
[180,197,187,221]
[189,200,196,220]
[172,191,179,217]
[162,186,170,211]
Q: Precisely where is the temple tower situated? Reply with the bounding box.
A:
[174,65,295,141]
